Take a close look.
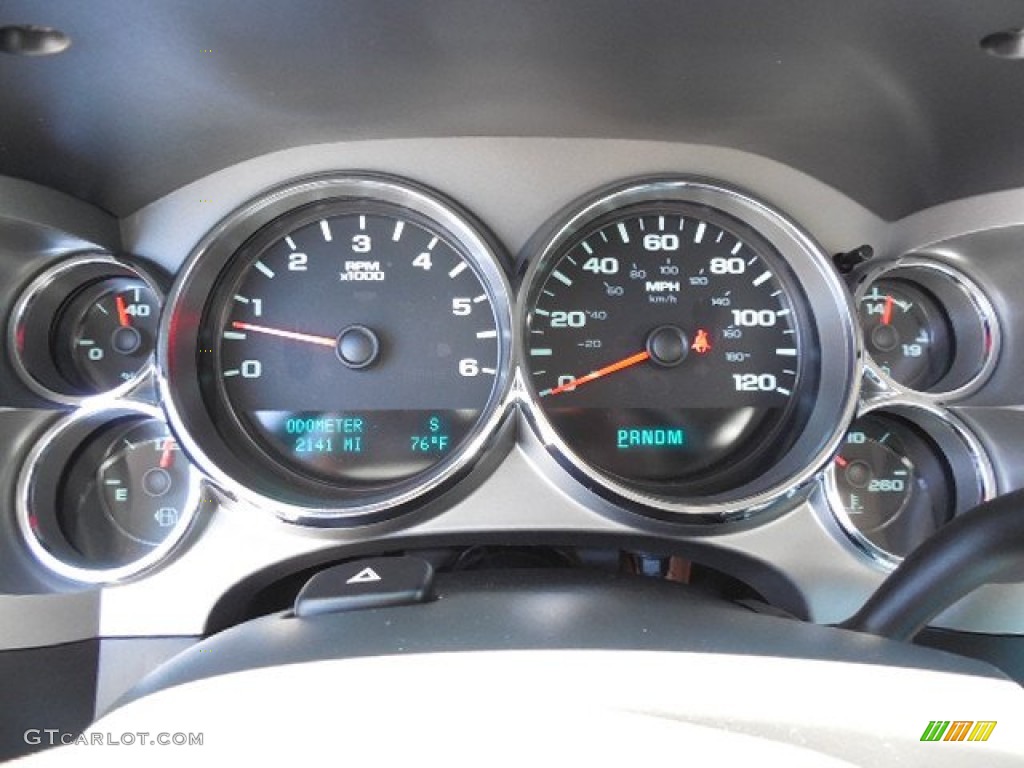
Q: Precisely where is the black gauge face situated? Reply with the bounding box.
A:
[199,201,504,494]
[56,279,160,393]
[35,416,198,575]
[858,279,953,390]
[11,258,162,403]
[524,202,816,498]
[832,414,954,558]
[97,421,192,546]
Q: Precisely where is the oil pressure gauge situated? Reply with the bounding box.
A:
[55,277,160,394]
[9,254,162,403]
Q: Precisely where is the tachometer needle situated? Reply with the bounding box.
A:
[881,295,894,326]
[544,350,651,396]
[116,295,130,327]
[231,321,336,348]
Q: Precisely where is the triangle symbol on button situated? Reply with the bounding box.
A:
[346,567,382,585]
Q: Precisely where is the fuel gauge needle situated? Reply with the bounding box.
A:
[543,350,651,396]
[159,439,176,469]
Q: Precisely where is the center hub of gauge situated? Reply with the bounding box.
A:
[142,467,172,497]
[870,324,899,352]
[335,324,380,370]
[112,325,142,355]
[645,325,689,367]
[843,460,872,488]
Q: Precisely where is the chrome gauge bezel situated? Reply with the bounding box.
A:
[516,177,861,522]
[15,402,203,585]
[851,257,1000,401]
[823,400,996,570]
[7,253,164,405]
[159,173,515,526]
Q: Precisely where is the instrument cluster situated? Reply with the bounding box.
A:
[2,171,1008,590]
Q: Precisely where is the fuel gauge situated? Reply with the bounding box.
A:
[97,420,192,546]
[17,407,201,583]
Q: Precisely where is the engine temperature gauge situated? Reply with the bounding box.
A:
[828,408,993,565]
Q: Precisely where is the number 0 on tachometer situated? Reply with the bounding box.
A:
[160,175,513,523]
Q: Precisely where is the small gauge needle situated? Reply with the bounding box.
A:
[881,295,894,326]
[159,439,176,469]
[231,321,336,348]
[835,455,849,468]
[116,296,130,327]
[545,350,651,396]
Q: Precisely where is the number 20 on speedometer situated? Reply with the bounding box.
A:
[519,179,859,520]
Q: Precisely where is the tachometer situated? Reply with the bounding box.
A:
[161,175,513,523]
[519,178,859,519]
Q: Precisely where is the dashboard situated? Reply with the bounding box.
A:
[3,1,1024,763]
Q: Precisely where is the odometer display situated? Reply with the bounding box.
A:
[526,203,807,497]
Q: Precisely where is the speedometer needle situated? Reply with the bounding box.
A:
[231,321,336,348]
[544,350,651,396]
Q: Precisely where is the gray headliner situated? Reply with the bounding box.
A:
[2,0,1024,218]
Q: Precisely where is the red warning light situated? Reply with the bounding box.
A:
[691,328,712,355]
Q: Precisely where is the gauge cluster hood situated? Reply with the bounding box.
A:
[3,0,1024,218]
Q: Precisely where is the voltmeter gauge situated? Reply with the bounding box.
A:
[858,280,953,391]
[853,259,999,398]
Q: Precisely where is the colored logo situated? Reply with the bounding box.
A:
[921,721,997,742]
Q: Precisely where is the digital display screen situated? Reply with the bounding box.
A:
[548,406,785,493]
[247,409,481,486]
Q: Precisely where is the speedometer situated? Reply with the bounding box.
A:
[519,178,860,519]
[161,174,513,524]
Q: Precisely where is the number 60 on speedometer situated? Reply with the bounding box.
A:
[518,178,860,521]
